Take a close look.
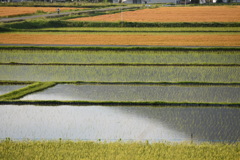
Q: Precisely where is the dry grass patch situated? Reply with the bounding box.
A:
[0,33,240,46]
[0,7,80,17]
[70,6,240,22]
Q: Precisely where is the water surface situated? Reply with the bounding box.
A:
[21,84,240,103]
[1,65,239,82]
[0,85,27,95]
[0,105,239,142]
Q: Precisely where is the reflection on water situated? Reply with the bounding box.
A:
[0,85,27,95]
[21,84,240,103]
[0,105,239,142]
[117,107,240,142]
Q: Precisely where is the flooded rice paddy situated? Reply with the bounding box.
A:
[21,84,240,103]
[1,65,239,82]
[1,50,240,64]
[0,105,239,142]
[0,85,27,95]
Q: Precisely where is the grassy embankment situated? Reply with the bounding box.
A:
[0,140,239,160]
[0,82,56,100]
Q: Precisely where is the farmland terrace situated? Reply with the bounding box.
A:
[0,4,239,159]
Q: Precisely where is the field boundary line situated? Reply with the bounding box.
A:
[0,82,56,100]
[0,100,239,107]
[0,45,240,51]
[1,62,239,67]
[1,80,240,86]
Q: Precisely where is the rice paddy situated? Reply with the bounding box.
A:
[1,140,239,160]
[1,49,239,64]
[0,105,239,142]
[0,32,239,46]
[0,85,27,95]
[0,3,240,159]
[69,6,240,22]
[1,65,239,82]
[20,84,240,103]
[0,7,81,17]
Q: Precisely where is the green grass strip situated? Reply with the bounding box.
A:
[0,100,239,107]
[0,46,240,51]
[2,20,240,30]
[0,82,56,100]
[0,80,34,85]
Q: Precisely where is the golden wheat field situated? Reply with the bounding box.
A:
[0,33,239,46]
[0,7,78,17]
[70,6,240,22]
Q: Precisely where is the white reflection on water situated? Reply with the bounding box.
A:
[0,105,188,142]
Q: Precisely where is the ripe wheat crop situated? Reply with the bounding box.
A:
[70,6,240,22]
[0,33,239,46]
[0,7,79,17]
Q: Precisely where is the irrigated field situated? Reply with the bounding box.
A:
[0,4,239,158]
[0,7,79,17]
[21,84,240,103]
[1,49,239,64]
[1,65,239,82]
[70,6,240,22]
[1,33,239,46]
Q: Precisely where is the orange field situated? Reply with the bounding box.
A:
[0,33,239,46]
[0,7,79,17]
[70,6,240,22]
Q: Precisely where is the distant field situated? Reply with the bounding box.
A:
[0,33,239,46]
[69,6,240,22]
[0,7,80,17]
[1,50,240,64]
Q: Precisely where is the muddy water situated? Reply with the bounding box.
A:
[0,105,239,142]
[21,84,240,103]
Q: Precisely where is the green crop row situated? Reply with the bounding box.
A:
[34,27,240,32]
[0,82,56,100]
[0,140,239,160]
[2,20,240,30]
[1,49,239,65]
